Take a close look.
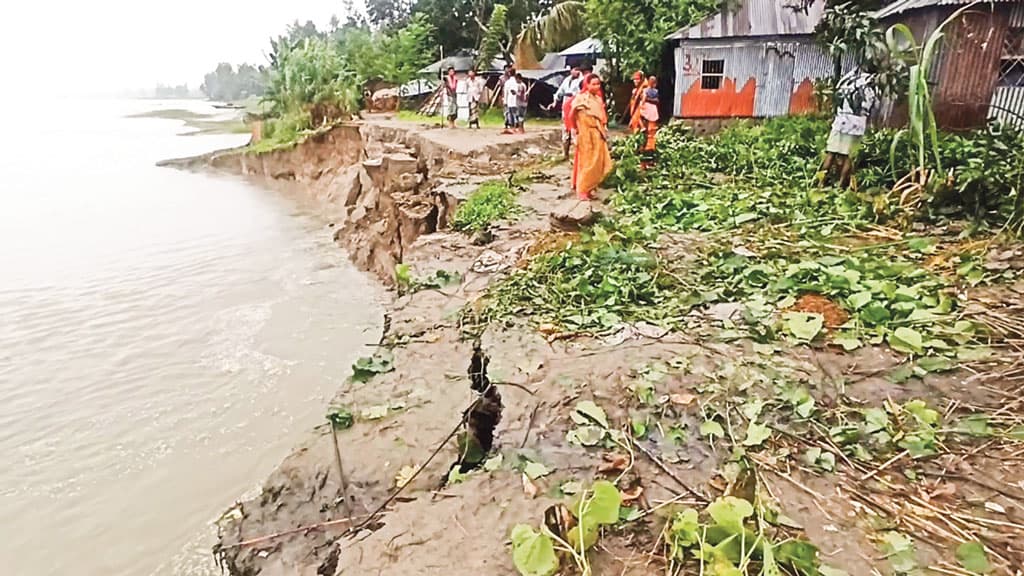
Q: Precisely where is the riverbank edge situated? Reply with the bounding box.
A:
[167,120,565,575]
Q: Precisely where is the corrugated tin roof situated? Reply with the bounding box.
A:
[419,50,507,74]
[875,0,1017,20]
[559,37,603,56]
[666,0,826,40]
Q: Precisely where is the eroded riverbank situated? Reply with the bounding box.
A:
[178,118,1024,576]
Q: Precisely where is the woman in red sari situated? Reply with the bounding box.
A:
[571,74,614,201]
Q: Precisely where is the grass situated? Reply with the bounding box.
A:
[396,108,560,128]
[452,180,523,232]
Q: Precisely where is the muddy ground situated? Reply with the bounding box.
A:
[180,118,1024,576]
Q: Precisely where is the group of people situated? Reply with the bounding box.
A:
[443,65,532,132]
[445,63,661,202]
[546,65,615,201]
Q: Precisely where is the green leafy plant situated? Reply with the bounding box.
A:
[453,181,523,233]
[665,495,827,576]
[325,405,354,430]
[885,4,973,184]
[351,350,395,382]
[510,480,623,576]
[395,264,461,295]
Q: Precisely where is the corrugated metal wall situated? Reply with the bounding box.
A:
[934,7,1009,129]
[673,38,837,118]
[990,87,1024,126]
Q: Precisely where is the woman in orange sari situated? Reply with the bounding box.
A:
[627,70,647,133]
[572,74,614,201]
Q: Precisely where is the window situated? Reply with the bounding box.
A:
[998,29,1024,88]
[701,59,725,90]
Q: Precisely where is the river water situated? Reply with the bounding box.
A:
[0,99,381,576]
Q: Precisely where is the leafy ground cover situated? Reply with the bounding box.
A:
[460,117,1024,575]
[478,119,1024,357]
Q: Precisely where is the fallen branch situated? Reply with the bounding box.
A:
[632,441,707,502]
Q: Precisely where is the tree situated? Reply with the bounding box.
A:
[478,4,510,68]
[514,0,587,65]
[200,62,266,101]
[367,0,414,27]
[587,0,719,80]
[815,1,909,102]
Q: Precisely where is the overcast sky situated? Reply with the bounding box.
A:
[1,0,355,95]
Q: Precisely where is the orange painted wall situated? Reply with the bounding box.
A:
[788,79,817,115]
[680,77,756,118]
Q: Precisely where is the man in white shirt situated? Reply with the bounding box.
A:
[502,67,521,135]
[549,66,582,157]
[466,69,486,129]
[821,69,877,188]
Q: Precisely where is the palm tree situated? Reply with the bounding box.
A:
[513,1,587,68]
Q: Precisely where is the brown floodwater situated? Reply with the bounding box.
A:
[0,99,381,575]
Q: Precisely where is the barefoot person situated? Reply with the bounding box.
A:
[549,66,582,158]
[571,74,613,201]
[627,70,647,133]
[443,66,459,129]
[502,67,521,135]
[640,76,660,168]
[821,69,876,188]
[466,69,485,129]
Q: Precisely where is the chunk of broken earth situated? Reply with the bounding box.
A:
[549,200,598,231]
[790,293,850,329]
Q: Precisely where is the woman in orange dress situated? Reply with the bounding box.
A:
[627,70,647,133]
[571,74,614,201]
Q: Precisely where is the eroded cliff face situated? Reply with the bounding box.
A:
[197,122,558,284]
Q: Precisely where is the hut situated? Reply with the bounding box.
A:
[875,0,1024,129]
[559,38,607,73]
[665,0,838,120]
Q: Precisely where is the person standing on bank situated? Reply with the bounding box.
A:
[821,69,877,188]
[571,74,613,201]
[640,76,660,168]
[516,73,529,133]
[444,66,459,129]
[628,70,648,133]
[549,66,582,159]
[466,69,486,129]
[502,67,521,135]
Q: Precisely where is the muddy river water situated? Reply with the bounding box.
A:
[0,99,381,575]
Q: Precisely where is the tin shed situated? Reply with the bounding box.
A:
[666,0,838,119]
[876,0,1023,129]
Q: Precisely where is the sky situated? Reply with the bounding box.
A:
[1,0,356,95]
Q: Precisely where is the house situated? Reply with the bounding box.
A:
[665,0,838,119]
[875,0,1024,129]
[559,38,607,74]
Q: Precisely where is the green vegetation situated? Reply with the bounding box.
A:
[453,180,524,232]
[242,14,435,153]
[477,116,1024,359]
